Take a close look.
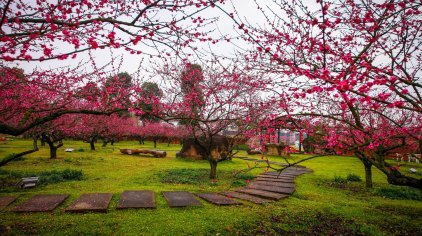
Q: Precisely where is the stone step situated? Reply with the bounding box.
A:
[196,193,242,205]
[248,184,295,195]
[162,191,202,207]
[220,191,271,204]
[117,190,156,209]
[252,181,296,188]
[12,194,69,212]
[0,196,17,211]
[256,176,295,182]
[66,193,113,213]
[236,188,289,200]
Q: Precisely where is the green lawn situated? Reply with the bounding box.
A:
[0,139,421,235]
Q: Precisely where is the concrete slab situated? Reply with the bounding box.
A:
[162,191,202,207]
[196,193,242,206]
[252,181,296,189]
[255,177,295,183]
[0,196,17,211]
[12,194,69,212]
[66,193,112,213]
[236,188,289,200]
[117,190,156,209]
[248,184,295,195]
[221,191,271,204]
[242,158,258,161]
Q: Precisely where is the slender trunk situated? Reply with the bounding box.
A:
[90,139,95,151]
[102,141,108,147]
[111,140,114,145]
[0,148,38,167]
[154,139,157,148]
[50,146,58,159]
[209,160,218,179]
[41,139,45,147]
[363,161,373,188]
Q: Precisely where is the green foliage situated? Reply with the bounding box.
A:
[39,169,83,184]
[77,148,85,152]
[375,186,422,201]
[333,175,348,184]
[346,173,362,182]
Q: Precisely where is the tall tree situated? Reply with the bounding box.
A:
[227,0,422,188]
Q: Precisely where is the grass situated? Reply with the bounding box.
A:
[0,139,421,235]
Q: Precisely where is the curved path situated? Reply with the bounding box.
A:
[0,166,312,212]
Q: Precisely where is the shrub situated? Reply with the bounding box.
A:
[39,169,83,184]
[346,173,362,182]
[375,186,422,201]
[333,176,347,184]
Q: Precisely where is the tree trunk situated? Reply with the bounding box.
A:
[50,146,58,159]
[102,141,108,147]
[154,139,157,148]
[90,140,95,150]
[111,140,114,145]
[363,161,373,188]
[41,139,45,147]
[209,160,218,179]
[0,148,38,167]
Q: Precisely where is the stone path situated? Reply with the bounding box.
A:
[0,196,17,211]
[66,193,113,213]
[196,193,242,206]
[117,190,156,209]
[12,194,69,212]
[1,166,312,212]
[163,191,202,207]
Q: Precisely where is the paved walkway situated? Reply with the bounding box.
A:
[0,166,312,212]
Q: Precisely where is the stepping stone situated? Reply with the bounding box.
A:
[12,194,69,212]
[257,175,295,181]
[255,177,295,183]
[268,162,288,166]
[243,158,258,161]
[162,191,202,207]
[221,191,271,204]
[260,172,299,177]
[196,193,242,206]
[236,188,288,200]
[0,196,17,211]
[117,190,156,209]
[66,193,112,213]
[253,181,296,188]
[249,184,295,195]
[258,173,295,178]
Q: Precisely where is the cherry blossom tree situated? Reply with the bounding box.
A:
[225,0,422,188]
[156,60,270,179]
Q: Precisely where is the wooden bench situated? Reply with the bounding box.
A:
[17,177,39,189]
[120,149,166,158]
